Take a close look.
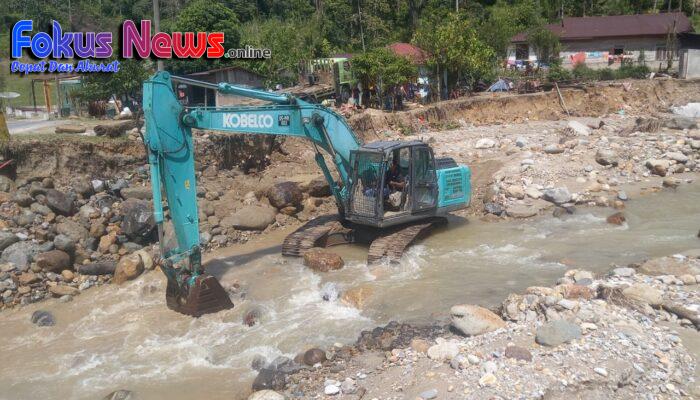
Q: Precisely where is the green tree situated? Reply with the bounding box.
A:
[165,0,241,74]
[480,0,544,58]
[414,13,496,92]
[74,59,152,104]
[238,18,329,86]
[351,48,417,90]
[527,24,561,64]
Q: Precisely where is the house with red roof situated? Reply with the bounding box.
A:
[508,12,694,72]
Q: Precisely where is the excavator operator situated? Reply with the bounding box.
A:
[384,158,405,210]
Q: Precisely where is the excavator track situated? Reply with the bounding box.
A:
[281,215,347,257]
[366,218,446,264]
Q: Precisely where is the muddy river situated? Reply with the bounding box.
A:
[1,183,699,400]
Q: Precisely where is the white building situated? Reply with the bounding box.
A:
[508,13,695,72]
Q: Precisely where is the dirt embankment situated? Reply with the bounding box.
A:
[0,133,294,186]
[348,79,700,138]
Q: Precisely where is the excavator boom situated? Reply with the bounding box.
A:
[143,71,362,316]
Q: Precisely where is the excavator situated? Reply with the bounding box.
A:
[143,71,471,317]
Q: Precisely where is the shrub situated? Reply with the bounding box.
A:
[547,65,572,82]
[616,65,651,79]
[572,63,598,80]
[598,68,615,81]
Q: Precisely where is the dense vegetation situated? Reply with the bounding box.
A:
[0,0,698,103]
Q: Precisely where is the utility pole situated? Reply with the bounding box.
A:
[456,0,459,12]
[358,0,366,52]
[153,0,164,71]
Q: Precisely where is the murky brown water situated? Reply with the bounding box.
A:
[1,184,699,400]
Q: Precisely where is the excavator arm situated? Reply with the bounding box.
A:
[142,71,361,316]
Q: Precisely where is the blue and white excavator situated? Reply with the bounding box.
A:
[143,71,472,316]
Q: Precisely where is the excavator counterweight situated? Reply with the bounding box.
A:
[143,71,471,317]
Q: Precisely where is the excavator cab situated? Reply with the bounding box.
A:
[347,141,439,228]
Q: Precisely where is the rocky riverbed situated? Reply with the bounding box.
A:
[0,135,338,310]
[247,253,700,400]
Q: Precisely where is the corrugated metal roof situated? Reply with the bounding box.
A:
[512,12,693,43]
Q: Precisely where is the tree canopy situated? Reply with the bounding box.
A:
[3,0,697,102]
[351,48,417,90]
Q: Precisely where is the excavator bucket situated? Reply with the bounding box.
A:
[165,274,233,317]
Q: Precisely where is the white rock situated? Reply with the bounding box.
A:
[525,186,543,199]
[247,390,285,400]
[475,138,497,149]
[612,267,635,277]
[594,367,608,377]
[324,384,340,395]
[567,121,591,136]
[427,341,460,361]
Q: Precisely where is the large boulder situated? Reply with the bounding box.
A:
[663,116,698,130]
[121,199,156,242]
[0,232,19,252]
[73,178,94,198]
[566,121,591,136]
[222,205,276,231]
[252,368,287,391]
[606,212,626,225]
[474,138,497,149]
[595,149,619,166]
[302,348,326,365]
[1,241,53,268]
[0,176,14,192]
[622,284,663,306]
[542,187,571,205]
[113,253,145,284]
[535,320,582,346]
[267,182,303,210]
[45,189,76,216]
[645,159,670,177]
[303,249,344,272]
[120,186,152,200]
[34,250,71,272]
[48,284,79,297]
[56,220,89,243]
[341,285,373,309]
[450,304,505,336]
[12,191,33,207]
[427,339,460,361]
[15,210,37,227]
[248,390,285,400]
[53,234,76,256]
[638,256,700,276]
[102,390,133,400]
[31,310,55,326]
[307,177,331,197]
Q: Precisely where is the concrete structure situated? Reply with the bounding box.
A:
[509,13,694,72]
[679,33,700,79]
[183,66,266,106]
